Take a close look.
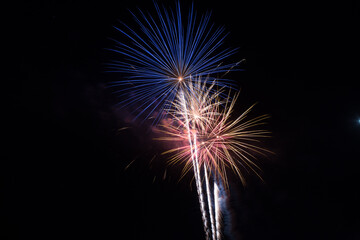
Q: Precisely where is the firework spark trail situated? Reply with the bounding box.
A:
[179,90,210,239]
[204,162,216,240]
[188,98,216,240]
[193,139,211,240]
[214,180,222,240]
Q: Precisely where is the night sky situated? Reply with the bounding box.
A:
[3,0,360,239]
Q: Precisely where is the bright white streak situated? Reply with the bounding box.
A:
[214,181,222,240]
[204,162,216,240]
[180,90,210,240]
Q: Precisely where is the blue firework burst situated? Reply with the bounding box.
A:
[107,1,239,123]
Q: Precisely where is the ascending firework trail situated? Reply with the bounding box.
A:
[179,89,211,239]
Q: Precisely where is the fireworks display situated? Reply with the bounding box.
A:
[107,1,238,123]
[9,1,357,240]
[110,2,270,240]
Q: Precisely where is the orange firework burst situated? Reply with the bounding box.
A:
[157,79,271,186]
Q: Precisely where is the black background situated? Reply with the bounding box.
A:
[3,0,360,239]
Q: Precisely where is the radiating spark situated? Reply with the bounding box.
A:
[124,159,136,170]
[117,127,130,132]
[163,169,167,180]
